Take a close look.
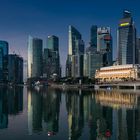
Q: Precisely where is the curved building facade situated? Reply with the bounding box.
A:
[118,10,136,65]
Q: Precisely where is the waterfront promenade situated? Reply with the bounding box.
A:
[95,81,140,91]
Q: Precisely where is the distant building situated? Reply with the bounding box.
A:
[8,54,23,84]
[71,54,84,78]
[28,36,43,78]
[66,25,84,78]
[95,64,140,82]
[83,25,103,78]
[47,35,59,51]
[90,25,97,48]
[0,41,9,82]
[118,10,136,65]
[84,47,103,78]
[136,38,140,64]
[97,27,113,66]
[43,35,60,78]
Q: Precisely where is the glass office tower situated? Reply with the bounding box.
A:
[136,38,140,64]
[90,25,97,48]
[43,35,60,78]
[97,27,112,66]
[47,35,59,51]
[0,41,9,82]
[118,10,136,65]
[66,25,84,78]
[84,47,103,78]
[8,54,23,84]
[28,36,43,78]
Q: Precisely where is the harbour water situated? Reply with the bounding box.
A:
[0,86,140,140]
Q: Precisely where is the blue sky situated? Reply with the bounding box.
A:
[0,0,140,74]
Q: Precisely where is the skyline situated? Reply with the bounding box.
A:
[0,0,140,74]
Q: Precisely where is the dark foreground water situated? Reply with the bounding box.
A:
[0,86,140,140]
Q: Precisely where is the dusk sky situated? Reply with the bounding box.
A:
[0,0,140,74]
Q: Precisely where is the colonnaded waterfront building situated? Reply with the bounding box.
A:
[95,64,140,82]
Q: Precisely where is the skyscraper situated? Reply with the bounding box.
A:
[97,27,112,66]
[84,47,103,78]
[47,35,59,51]
[0,41,9,82]
[28,36,43,78]
[43,35,60,78]
[66,25,84,78]
[8,54,23,84]
[118,10,136,65]
[136,38,140,64]
[90,25,97,48]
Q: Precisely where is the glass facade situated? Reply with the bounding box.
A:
[68,25,82,55]
[136,38,140,64]
[47,35,59,51]
[0,41,9,82]
[97,27,112,66]
[43,36,60,78]
[118,11,136,65]
[8,54,23,84]
[66,25,84,78]
[28,36,43,78]
[84,47,103,78]
[90,25,97,48]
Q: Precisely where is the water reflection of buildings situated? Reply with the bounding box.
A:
[95,91,137,109]
[27,87,61,135]
[0,86,23,129]
[28,88,140,139]
[66,90,84,140]
[95,90,139,140]
[66,90,140,140]
[66,90,112,140]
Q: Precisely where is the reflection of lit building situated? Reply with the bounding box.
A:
[27,88,43,134]
[43,89,61,133]
[0,87,8,129]
[95,64,140,82]
[27,88,61,135]
[95,90,137,109]
[8,87,23,114]
[0,86,23,129]
[66,91,84,140]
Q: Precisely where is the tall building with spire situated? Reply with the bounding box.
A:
[118,10,136,65]
[66,26,84,78]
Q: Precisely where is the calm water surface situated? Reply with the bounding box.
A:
[0,86,140,140]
